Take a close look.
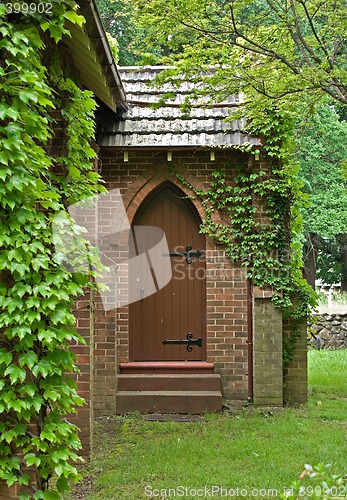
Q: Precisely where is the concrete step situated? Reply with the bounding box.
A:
[118,374,222,392]
[116,390,222,414]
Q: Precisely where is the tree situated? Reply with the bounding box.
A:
[130,0,347,106]
[128,0,347,295]
[96,0,150,65]
[296,104,347,289]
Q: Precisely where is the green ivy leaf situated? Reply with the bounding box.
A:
[32,254,50,271]
[33,491,45,500]
[43,388,60,402]
[27,297,40,309]
[4,364,27,384]
[18,474,30,486]
[0,155,9,167]
[8,399,26,412]
[18,382,37,398]
[32,359,52,378]
[24,453,41,468]
[18,89,38,104]
[31,394,44,413]
[47,24,66,43]
[33,282,51,297]
[20,492,31,500]
[0,9,104,495]
[40,429,56,442]
[18,351,38,369]
[10,262,30,277]
[56,476,69,493]
[0,349,13,366]
[43,490,61,500]
[50,308,71,325]
[64,10,85,26]
[11,282,31,299]
[4,473,17,487]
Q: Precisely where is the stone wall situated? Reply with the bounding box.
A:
[309,313,347,349]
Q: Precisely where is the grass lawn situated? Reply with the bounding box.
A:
[67,350,347,499]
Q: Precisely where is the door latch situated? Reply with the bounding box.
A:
[162,245,202,264]
[162,332,202,352]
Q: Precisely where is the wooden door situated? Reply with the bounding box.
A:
[129,184,206,361]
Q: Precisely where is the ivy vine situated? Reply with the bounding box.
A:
[0,2,103,498]
[172,106,316,369]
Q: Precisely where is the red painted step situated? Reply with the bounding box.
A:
[119,362,214,374]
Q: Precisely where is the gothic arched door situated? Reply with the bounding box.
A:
[129,183,206,361]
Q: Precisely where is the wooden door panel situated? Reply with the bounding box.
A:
[129,184,206,361]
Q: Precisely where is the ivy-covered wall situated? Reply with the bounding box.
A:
[0,3,105,498]
[94,147,309,411]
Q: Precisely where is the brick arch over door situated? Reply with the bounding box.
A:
[123,166,208,229]
[129,181,207,362]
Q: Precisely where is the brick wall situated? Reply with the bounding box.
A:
[92,148,253,411]
[0,485,19,499]
[0,144,309,498]
[69,146,308,451]
[92,296,117,415]
[205,251,249,401]
[0,460,37,499]
[70,292,94,458]
[0,481,33,500]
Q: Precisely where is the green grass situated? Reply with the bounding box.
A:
[66,350,347,499]
[308,349,347,396]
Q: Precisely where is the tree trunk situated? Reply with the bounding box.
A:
[303,233,320,289]
[337,234,347,292]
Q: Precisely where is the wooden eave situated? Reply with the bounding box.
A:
[63,0,127,113]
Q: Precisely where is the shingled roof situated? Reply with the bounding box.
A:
[98,66,261,149]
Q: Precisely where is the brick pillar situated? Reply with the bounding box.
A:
[70,291,94,459]
[252,287,283,406]
[93,294,117,417]
[283,315,308,404]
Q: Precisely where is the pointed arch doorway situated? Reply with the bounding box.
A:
[129,183,206,362]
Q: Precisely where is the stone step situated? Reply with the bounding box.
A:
[116,391,222,414]
[119,362,214,374]
[118,374,222,392]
